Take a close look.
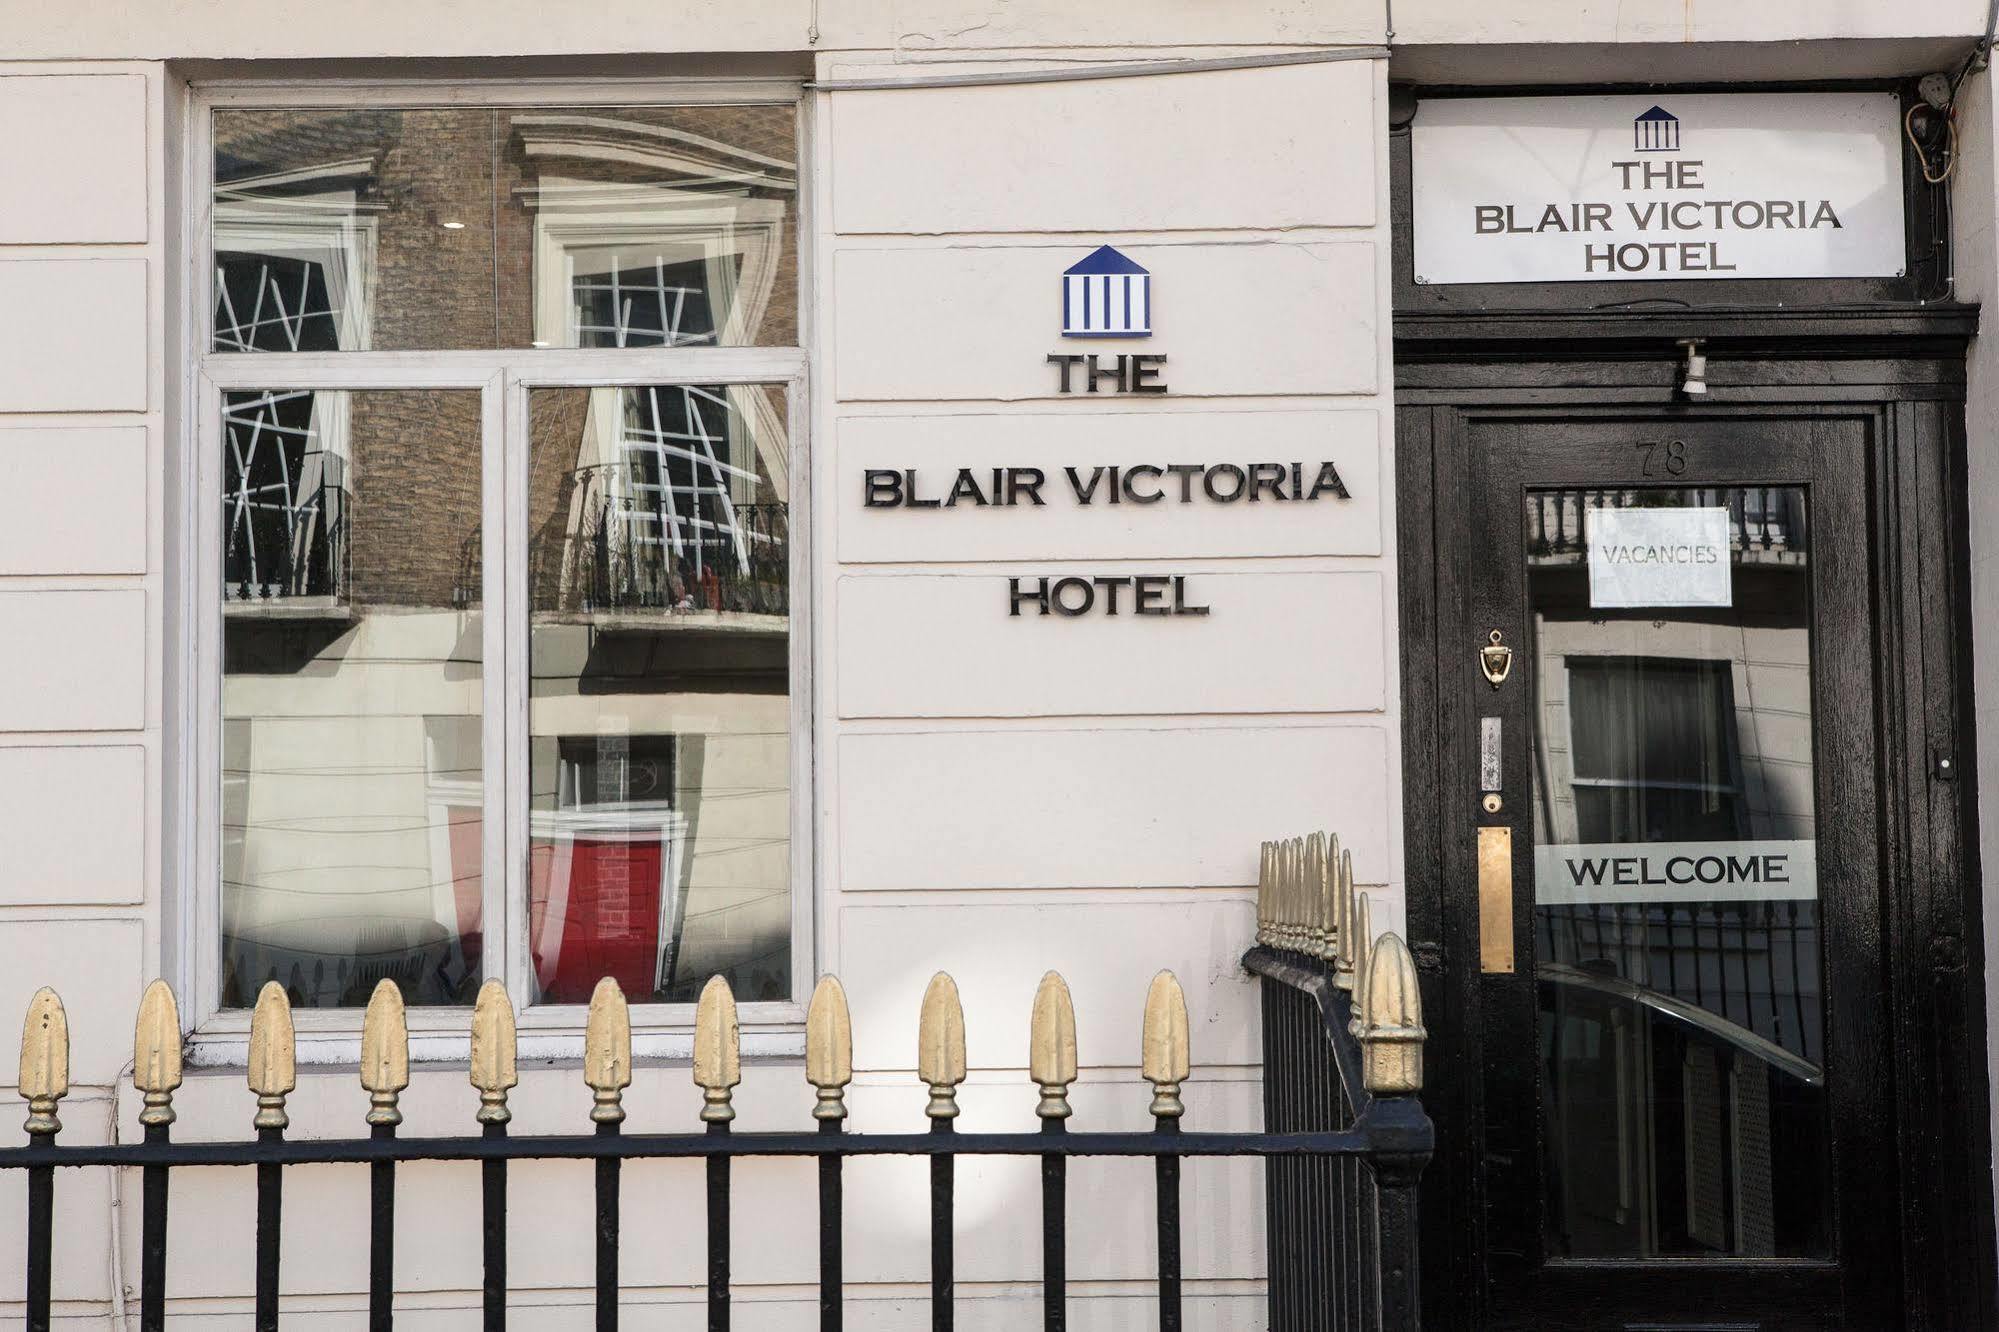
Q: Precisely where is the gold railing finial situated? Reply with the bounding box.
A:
[1304,833,1329,958]
[1334,847,1358,990]
[1142,970,1190,1119]
[1295,837,1313,951]
[1030,971,1078,1121]
[1255,841,1274,946]
[470,979,518,1126]
[1285,835,1303,953]
[584,977,633,1125]
[1271,840,1287,944]
[918,972,966,1122]
[1349,893,1374,1038]
[19,987,69,1138]
[1268,839,1286,949]
[133,979,183,1129]
[694,975,741,1125]
[1274,838,1289,946]
[1361,933,1427,1095]
[1318,834,1342,962]
[806,974,853,1123]
[248,982,295,1131]
[361,979,409,1128]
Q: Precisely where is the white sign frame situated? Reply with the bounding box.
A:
[1412,92,1906,285]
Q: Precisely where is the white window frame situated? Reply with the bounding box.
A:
[175,77,813,1064]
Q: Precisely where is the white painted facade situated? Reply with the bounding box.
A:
[0,1,1997,1325]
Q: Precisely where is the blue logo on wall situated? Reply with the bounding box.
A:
[1634,105,1681,153]
[1061,245,1151,338]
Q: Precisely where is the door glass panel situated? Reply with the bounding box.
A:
[1526,486,1832,1260]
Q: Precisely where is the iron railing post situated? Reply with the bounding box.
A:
[705,1124,730,1331]
[817,1118,845,1332]
[255,1130,283,1331]
[24,1146,53,1332]
[140,1121,171,1331]
[481,1122,507,1331]
[1364,1095,1433,1332]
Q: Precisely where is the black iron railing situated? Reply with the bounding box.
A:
[1247,832,1435,1331]
[4,931,1426,1331]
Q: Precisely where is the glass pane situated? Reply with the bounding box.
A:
[221,388,484,1009]
[1526,486,1830,1260]
[527,384,791,1005]
[212,105,798,352]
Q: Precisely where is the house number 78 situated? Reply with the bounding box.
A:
[1636,439,1688,476]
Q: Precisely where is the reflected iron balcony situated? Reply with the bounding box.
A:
[1527,486,1810,567]
[221,475,352,619]
[529,462,789,628]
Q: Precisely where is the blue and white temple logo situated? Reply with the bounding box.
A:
[1061,245,1151,338]
[1633,105,1681,153]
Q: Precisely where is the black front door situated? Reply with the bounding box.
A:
[1448,410,1901,1329]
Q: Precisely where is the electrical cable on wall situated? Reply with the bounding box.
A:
[1905,6,1998,300]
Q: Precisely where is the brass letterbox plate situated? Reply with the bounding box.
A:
[1478,825,1514,974]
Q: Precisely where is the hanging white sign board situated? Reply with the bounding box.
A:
[1588,507,1732,609]
[1411,92,1906,284]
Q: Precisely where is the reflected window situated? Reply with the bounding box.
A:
[222,390,347,604]
[1568,657,1744,842]
[212,105,798,352]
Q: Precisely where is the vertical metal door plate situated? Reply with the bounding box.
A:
[1478,825,1514,974]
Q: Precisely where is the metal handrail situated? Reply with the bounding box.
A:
[1539,960,1824,1086]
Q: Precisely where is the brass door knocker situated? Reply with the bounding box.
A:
[1480,629,1513,690]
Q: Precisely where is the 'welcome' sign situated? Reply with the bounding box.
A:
[1536,839,1818,906]
[1411,92,1905,284]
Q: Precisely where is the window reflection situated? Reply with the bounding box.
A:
[212,105,798,352]
[221,389,484,1009]
[527,385,791,1005]
[1527,486,1830,1260]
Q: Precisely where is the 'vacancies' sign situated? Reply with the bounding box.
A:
[1410,92,1905,283]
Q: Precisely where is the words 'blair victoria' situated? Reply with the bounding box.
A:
[863,461,1352,509]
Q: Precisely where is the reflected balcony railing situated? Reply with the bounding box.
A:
[221,477,350,609]
[1528,486,1810,566]
[530,463,789,621]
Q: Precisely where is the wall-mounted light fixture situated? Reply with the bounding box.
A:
[1678,338,1708,396]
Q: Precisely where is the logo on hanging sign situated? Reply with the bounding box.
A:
[1634,105,1681,153]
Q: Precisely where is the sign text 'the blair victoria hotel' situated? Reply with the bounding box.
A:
[1409,92,1908,283]
[858,244,1355,620]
